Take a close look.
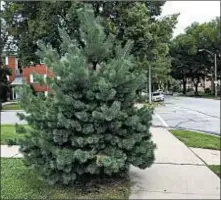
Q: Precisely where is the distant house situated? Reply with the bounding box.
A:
[2,55,54,100]
[185,77,220,93]
[22,64,54,96]
[3,54,101,100]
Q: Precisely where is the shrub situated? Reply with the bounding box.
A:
[186,87,194,93]
[204,88,211,94]
[17,6,155,186]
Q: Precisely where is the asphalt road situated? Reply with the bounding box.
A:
[153,96,220,135]
[1,96,220,135]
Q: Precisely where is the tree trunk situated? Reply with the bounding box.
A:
[182,80,186,95]
[92,61,98,71]
[0,98,2,111]
[211,75,215,95]
[194,83,199,96]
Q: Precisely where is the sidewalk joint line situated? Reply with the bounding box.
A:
[186,147,208,166]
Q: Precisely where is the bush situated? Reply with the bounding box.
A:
[204,88,211,94]
[172,85,180,92]
[17,6,155,186]
[186,87,194,93]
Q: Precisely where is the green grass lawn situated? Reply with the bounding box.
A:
[194,94,220,100]
[2,103,21,110]
[1,125,27,145]
[1,158,131,199]
[208,165,221,178]
[170,129,220,150]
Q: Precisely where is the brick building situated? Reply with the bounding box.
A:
[2,55,54,100]
[2,54,101,100]
[22,64,54,95]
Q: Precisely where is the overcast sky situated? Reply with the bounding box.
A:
[161,1,220,37]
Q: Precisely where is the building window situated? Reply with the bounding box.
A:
[30,74,46,83]
[40,59,44,64]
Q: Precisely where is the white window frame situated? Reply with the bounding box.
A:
[5,57,8,65]
[15,58,18,70]
[30,74,47,83]
[40,59,44,64]
[30,74,33,83]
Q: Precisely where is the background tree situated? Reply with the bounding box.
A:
[186,18,221,95]
[115,3,178,90]
[170,18,220,95]
[2,1,177,93]
[170,34,197,94]
[0,2,12,107]
[17,6,155,186]
[0,64,12,106]
[2,1,165,67]
[2,1,75,65]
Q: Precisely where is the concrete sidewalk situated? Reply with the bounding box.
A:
[129,128,220,199]
[1,145,23,158]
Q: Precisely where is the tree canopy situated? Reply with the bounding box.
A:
[2,1,178,90]
[170,17,220,95]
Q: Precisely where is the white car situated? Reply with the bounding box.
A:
[152,92,164,102]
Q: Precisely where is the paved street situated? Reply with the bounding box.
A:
[153,96,220,135]
[1,97,220,135]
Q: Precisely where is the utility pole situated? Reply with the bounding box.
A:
[198,49,218,97]
[214,53,217,97]
[148,64,152,104]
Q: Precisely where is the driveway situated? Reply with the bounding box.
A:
[154,96,220,135]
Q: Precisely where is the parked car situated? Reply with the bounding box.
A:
[152,91,164,102]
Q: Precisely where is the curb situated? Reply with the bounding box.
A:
[152,125,220,137]
[2,102,19,106]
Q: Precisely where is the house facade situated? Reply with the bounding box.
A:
[23,64,54,95]
[185,77,220,93]
[2,55,54,100]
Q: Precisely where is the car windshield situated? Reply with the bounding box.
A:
[152,92,160,96]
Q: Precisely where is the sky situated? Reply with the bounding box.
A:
[161,1,220,37]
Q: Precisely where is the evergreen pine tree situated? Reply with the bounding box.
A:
[17,5,155,186]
